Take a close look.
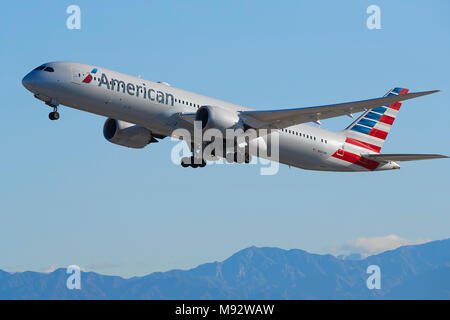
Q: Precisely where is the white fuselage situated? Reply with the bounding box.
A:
[22,62,398,172]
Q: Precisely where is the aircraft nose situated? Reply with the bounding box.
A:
[22,72,36,92]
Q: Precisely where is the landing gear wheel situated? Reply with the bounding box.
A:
[180,156,206,168]
[244,153,252,164]
[49,111,60,120]
[181,157,191,168]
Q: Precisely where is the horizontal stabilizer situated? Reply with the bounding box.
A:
[362,153,449,162]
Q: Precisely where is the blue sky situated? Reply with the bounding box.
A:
[0,1,449,277]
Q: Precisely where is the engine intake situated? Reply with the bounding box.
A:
[103,118,153,149]
[194,105,241,133]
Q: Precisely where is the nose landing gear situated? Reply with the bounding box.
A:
[32,94,61,120]
[48,107,60,120]
[45,98,60,121]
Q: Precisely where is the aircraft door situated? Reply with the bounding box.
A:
[72,68,82,84]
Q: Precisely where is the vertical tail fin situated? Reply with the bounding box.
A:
[343,87,409,153]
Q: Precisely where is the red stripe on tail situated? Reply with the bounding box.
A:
[332,149,380,171]
[379,115,395,125]
[389,102,402,110]
[368,128,388,140]
[345,137,381,153]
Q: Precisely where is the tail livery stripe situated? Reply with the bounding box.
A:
[345,137,382,153]
[390,102,402,110]
[365,112,382,121]
[379,114,395,125]
[352,125,372,134]
[384,107,399,118]
[368,128,388,140]
[393,87,409,94]
[358,118,377,127]
[371,106,388,114]
[332,149,380,171]
[344,87,409,152]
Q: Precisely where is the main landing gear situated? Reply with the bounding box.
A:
[181,156,207,168]
[180,152,252,168]
[179,141,252,168]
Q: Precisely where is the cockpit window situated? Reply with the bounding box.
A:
[34,65,54,72]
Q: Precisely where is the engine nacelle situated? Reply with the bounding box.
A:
[103,118,152,149]
[195,105,241,133]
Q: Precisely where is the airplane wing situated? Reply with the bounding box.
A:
[239,90,439,129]
[363,154,448,162]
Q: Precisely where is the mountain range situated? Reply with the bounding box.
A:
[1,238,449,299]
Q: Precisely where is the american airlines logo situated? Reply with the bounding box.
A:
[82,68,97,83]
[97,72,174,106]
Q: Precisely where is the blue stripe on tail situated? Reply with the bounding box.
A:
[351,125,372,134]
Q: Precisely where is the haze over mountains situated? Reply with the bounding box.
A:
[1,239,448,299]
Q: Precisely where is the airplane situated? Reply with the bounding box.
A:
[22,61,448,172]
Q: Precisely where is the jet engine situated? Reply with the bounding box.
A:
[194,105,241,133]
[103,118,153,149]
